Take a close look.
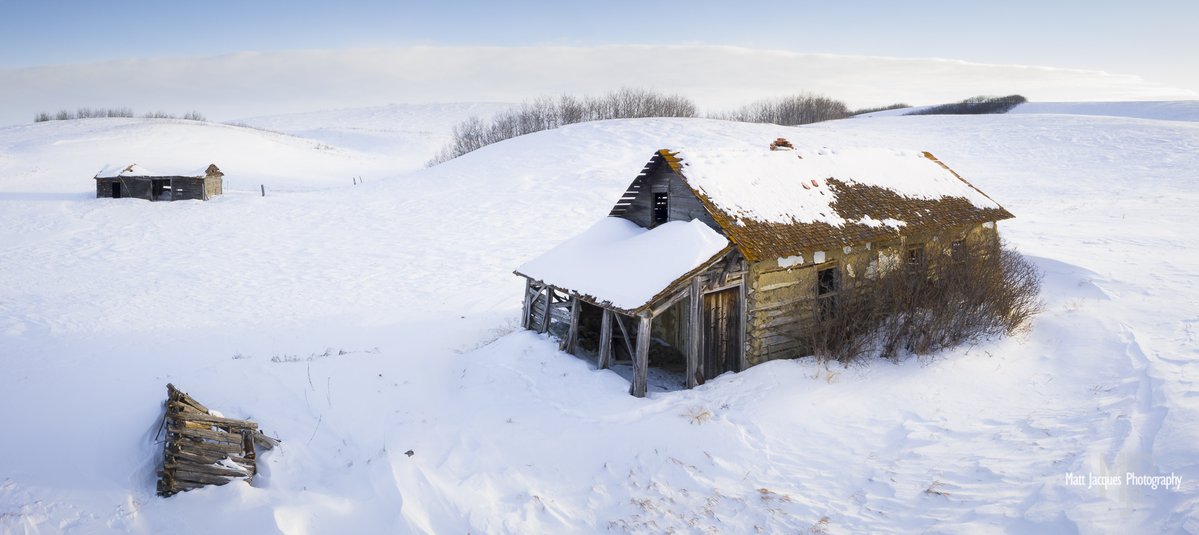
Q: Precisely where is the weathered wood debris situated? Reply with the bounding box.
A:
[157,383,280,497]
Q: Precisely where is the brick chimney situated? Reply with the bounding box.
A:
[769,137,794,151]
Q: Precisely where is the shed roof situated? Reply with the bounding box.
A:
[658,147,1013,260]
[95,163,222,179]
[515,218,730,311]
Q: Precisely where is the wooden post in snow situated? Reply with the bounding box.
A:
[520,279,533,330]
[562,297,580,354]
[260,184,265,197]
[686,278,702,388]
[538,286,552,334]
[597,308,613,369]
[631,314,651,398]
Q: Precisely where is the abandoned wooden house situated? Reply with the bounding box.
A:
[95,163,224,201]
[514,140,1014,397]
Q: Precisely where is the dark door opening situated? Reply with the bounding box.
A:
[702,287,740,380]
[112,182,122,198]
[653,191,669,225]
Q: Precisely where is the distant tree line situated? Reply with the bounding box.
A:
[905,95,1027,116]
[34,108,207,123]
[429,89,929,166]
[710,93,853,125]
[426,88,696,165]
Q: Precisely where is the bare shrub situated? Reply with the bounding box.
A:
[805,240,1041,363]
[33,112,51,122]
[427,87,697,165]
[906,95,1027,116]
[54,109,72,121]
[143,110,175,119]
[711,93,852,126]
[182,111,206,121]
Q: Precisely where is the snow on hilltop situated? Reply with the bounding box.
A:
[1,110,1198,533]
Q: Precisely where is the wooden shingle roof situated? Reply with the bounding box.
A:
[657,147,1014,261]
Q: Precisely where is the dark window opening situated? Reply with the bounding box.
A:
[816,265,839,320]
[950,240,966,262]
[653,192,669,225]
[907,244,926,273]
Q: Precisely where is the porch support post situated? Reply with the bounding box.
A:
[562,297,580,354]
[597,308,613,369]
[520,278,533,330]
[538,285,552,334]
[630,313,651,398]
[686,278,702,389]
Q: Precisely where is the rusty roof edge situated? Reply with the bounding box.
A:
[921,151,1015,220]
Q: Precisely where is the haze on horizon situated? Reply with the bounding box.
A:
[1,0,1194,125]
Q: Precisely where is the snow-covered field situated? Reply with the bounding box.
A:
[1,103,1197,533]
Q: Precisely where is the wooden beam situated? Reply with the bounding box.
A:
[521,278,533,329]
[562,297,580,354]
[539,285,552,334]
[613,313,636,362]
[686,277,701,389]
[597,308,613,369]
[630,314,651,398]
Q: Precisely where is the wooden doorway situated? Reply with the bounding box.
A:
[702,287,740,380]
[112,182,122,198]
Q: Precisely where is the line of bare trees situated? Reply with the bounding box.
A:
[905,95,1027,116]
[805,240,1042,364]
[34,108,206,122]
[426,88,697,165]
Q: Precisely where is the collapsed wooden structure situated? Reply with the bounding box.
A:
[95,163,224,201]
[157,384,279,497]
[515,141,1014,397]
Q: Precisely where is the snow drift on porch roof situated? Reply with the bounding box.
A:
[516,218,729,311]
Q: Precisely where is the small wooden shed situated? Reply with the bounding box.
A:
[95,163,224,201]
[515,141,1014,397]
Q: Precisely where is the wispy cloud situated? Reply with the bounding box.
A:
[1,45,1194,125]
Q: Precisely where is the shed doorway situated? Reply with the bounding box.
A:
[112,182,122,198]
[702,287,740,380]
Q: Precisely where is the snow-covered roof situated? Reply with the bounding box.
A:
[94,163,221,179]
[677,147,1000,227]
[515,218,730,311]
[655,147,1013,260]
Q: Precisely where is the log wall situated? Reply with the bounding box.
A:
[744,221,1001,365]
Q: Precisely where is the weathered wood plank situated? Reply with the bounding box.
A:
[630,315,651,398]
[253,431,281,449]
[539,286,552,333]
[563,297,580,354]
[597,308,613,369]
[168,426,246,445]
[686,277,701,389]
[166,384,209,413]
[165,462,252,479]
[521,278,533,329]
[172,439,246,455]
[170,469,239,487]
[613,313,636,362]
[169,406,258,429]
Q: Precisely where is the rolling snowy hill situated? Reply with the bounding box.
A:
[857,99,1199,122]
[1,110,1197,533]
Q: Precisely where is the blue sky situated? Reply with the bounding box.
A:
[0,1,1194,124]
[2,0,1194,86]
